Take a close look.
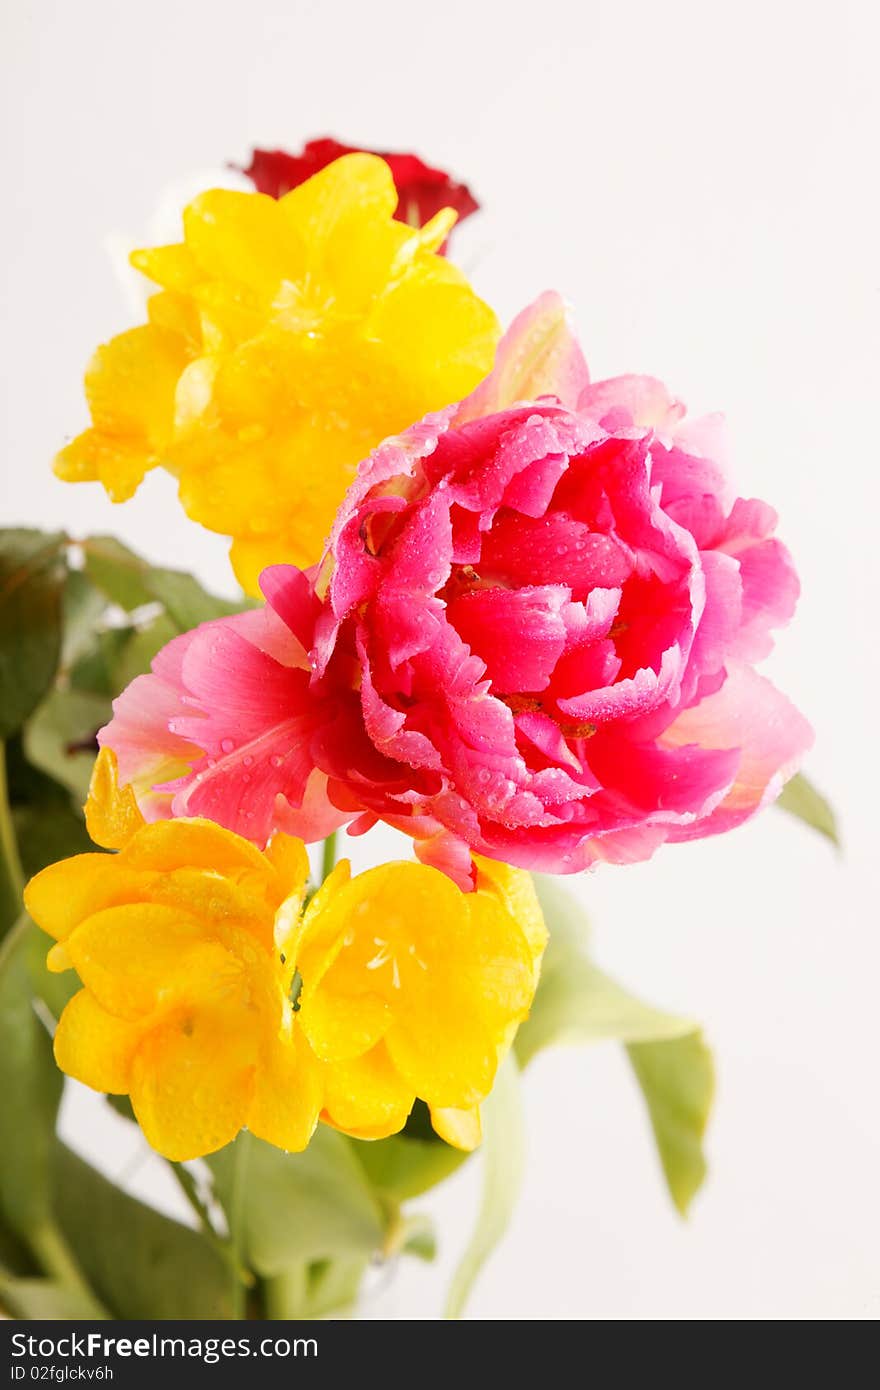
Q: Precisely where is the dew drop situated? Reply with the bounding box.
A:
[220,738,235,754]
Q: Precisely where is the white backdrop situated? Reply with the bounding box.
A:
[2,0,877,1320]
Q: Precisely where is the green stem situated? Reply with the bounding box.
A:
[170,1162,218,1238]
[263,1264,309,1320]
[321,830,338,883]
[28,1220,96,1304]
[0,742,25,938]
[170,1162,253,1288]
[228,1137,250,1319]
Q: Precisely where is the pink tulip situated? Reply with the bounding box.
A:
[101,293,812,884]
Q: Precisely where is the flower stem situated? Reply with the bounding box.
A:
[170,1161,253,1288]
[28,1219,99,1307]
[228,1136,250,1319]
[321,830,338,883]
[170,1162,218,1237]
[0,742,25,940]
[263,1264,308,1319]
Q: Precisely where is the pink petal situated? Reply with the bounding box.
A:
[445,585,570,694]
[662,663,814,837]
[578,374,686,433]
[457,291,589,422]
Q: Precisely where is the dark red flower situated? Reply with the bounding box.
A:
[239,138,479,250]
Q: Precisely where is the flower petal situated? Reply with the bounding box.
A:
[54,990,145,1094]
[663,663,813,836]
[321,1043,413,1139]
[129,1003,258,1161]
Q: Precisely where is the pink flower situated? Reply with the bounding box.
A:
[100,294,812,883]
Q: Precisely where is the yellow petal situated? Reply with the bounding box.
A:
[46,943,72,973]
[131,243,204,293]
[54,430,153,502]
[129,1002,258,1160]
[298,859,351,939]
[84,324,189,444]
[64,903,227,1019]
[24,853,118,942]
[321,1043,413,1139]
[147,868,279,948]
[85,747,146,850]
[430,1104,482,1151]
[473,857,548,975]
[54,989,145,1094]
[278,153,397,252]
[298,984,392,1064]
[264,832,310,904]
[118,817,269,877]
[58,156,500,588]
[184,189,302,299]
[417,207,458,255]
[386,1012,498,1112]
[228,535,284,596]
[247,1029,323,1153]
[146,290,202,349]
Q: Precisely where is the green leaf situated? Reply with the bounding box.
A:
[351,1101,471,1201]
[445,1055,524,1319]
[148,568,251,631]
[6,734,94,880]
[81,536,155,611]
[518,875,714,1216]
[0,1218,37,1279]
[52,1143,232,1319]
[69,626,136,698]
[397,1212,437,1262]
[302,1256,370,1319]
[515,875,695,1066]
[0,917,63,1243]
[207,1129,386,1278]
[24,688,110,802]
[110,613,179,690]
[0,921,96,1303]
[0,1274,109,1320]
[23,916,80,1022]
[354,1133,469,1202]
[627,1031,715,1217]
[264,1255,370,1319]
[82,535,251,632]
[13,800,93,882]
[61,570,112,675]
[776,772,839,847]
[0,530,67,739]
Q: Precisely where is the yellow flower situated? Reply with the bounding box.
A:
[290,855,547,1147]
[24,757,546,1160]
[25,819,321,1161]
[55,154,500,593]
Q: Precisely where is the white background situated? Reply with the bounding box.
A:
[2,0,878,1320]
